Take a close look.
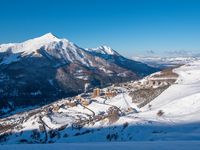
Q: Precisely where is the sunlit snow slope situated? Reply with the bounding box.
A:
[138,60,200,123]
[1,60,200,143]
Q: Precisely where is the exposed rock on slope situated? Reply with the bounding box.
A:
[0,33,158,117]
[0,65,179,144]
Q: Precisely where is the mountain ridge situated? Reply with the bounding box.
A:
[0,33,158,117]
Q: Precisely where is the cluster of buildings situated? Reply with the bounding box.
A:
[120,77,170,92]
[92,88,118,99]
[46,85,123,114]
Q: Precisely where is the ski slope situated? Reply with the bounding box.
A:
[137,60,200,123]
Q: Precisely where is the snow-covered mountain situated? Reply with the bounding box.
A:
[0,33,101,66]
[86,45,120,56]
[0,33,158,117]
[1,60,200,144]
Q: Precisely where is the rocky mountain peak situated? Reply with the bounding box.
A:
[86,45,120,56]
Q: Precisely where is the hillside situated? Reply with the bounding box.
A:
[1,60,200,144]
[0,33,158,117]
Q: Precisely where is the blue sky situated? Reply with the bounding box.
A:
[0,0,200,56]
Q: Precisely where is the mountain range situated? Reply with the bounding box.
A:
[0,33,158,117]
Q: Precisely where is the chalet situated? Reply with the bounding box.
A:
[75,95,91,106]
[65,100,77,107]
[52,105,60,112]
[105,89,117,98]
[83,100,90,106]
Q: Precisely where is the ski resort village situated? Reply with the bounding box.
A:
[1,1,200,149]
[1,59,200,145]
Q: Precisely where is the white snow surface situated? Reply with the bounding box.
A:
[138,60,200,124]
[0,33,60,54]
[0,141,200,150]
[0,33,93,66]
[86,45,120,55]
[2,60,200,144]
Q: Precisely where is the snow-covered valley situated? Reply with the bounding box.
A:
[1,59,200,145]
